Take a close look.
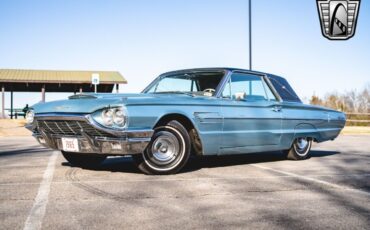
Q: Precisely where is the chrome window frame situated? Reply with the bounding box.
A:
[215,70,282,102]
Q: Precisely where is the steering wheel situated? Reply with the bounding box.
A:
[203,88,216,96]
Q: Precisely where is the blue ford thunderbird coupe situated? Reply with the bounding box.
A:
[26,68,346,174]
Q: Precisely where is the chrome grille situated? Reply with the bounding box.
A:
[36,120,115,137]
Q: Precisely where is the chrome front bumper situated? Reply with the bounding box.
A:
[28,114,153,155]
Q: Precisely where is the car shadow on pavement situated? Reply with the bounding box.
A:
[183,150,340,172]
[61,156,142,173]
[0,146,50,157]
[61,150,340,174]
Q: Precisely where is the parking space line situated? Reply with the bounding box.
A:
[23,151,58,230]
[251,164,370,197]
[0,173,369,187]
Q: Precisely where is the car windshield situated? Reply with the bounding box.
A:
[144,72,225,96]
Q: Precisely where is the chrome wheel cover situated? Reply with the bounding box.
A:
[151,131,180,165]
[296,138,308,150]
[143,126,186,172]
[294,137,310,156]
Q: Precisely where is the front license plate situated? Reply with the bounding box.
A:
[61,138,79,152]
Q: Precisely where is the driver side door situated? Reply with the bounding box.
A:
[219,72,283,154]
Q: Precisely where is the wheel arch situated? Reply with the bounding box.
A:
[291,123,320,146]
[154,113,203,155]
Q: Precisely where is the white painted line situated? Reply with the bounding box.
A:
[0,173,369,186]
[23,151,58,230]
[251,164,370,197]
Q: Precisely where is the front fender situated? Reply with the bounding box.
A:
[126,105,222,155]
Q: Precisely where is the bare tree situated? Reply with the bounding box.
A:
[309,95,323,106]
[357,86,370,113]
[309,83,370,113]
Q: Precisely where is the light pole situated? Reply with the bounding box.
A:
[249,0,252,70]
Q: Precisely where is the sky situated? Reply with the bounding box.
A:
[0,0,369,109]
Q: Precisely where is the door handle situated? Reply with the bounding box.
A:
[271,106,282,112]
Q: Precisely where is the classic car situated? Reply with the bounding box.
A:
[26,68,346,174]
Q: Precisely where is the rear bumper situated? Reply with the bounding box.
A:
[28,114,153,155]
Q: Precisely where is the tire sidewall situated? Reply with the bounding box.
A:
[293,138,311,157]
[287,138,312,160]
[137,120,191,175]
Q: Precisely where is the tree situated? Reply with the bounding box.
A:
[309,83,370,113]
[309,95,323,106]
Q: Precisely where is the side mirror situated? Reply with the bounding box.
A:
[233,92,247,101]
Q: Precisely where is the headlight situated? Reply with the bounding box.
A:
[26,110,34,124]
[101,109,114,126]
[113,108,126,127]
[99,107,127,128]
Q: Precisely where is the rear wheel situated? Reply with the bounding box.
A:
[133,120,191,175]
[285,137,312,160]
[61,151,107,168]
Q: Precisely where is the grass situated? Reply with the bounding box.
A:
[341,126,370,135]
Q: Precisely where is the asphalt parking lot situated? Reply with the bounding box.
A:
[0,135,369,230]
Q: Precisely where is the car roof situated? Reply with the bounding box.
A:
[160,67,271,76]
[160,67,302,103]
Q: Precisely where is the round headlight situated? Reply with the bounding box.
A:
[113,108,126,127]
[101,109,114,126]
[26,110,34,124]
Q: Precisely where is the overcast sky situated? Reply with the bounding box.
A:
[0,0,369,108]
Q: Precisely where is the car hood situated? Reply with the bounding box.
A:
[32,93,219,114]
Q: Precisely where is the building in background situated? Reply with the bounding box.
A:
[0,69,127,119]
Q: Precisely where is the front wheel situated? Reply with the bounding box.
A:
[61,151,107,168]
[284,137,312,160]
[133,120,191,175]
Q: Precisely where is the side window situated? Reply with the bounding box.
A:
[221,73,276,101]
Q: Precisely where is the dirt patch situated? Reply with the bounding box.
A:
[0,119,32,137]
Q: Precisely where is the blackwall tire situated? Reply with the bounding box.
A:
[134,120,191,175]
[61,151,107,168]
